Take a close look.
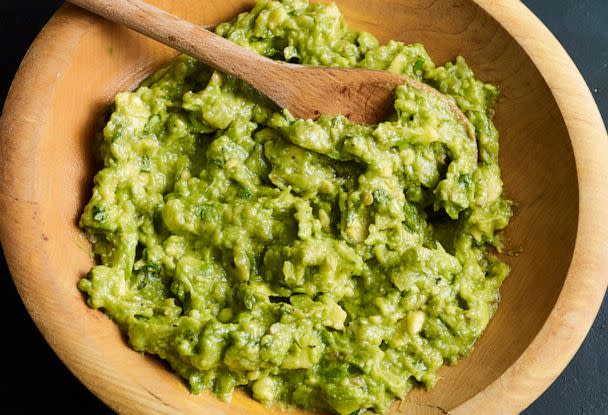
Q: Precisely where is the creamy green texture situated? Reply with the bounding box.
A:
[79,0,511,413]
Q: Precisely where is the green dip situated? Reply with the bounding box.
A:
[79,0,512,413]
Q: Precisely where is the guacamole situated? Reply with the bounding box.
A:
[79,0,511,413]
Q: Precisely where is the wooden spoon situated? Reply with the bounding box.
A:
[67,0,475,136]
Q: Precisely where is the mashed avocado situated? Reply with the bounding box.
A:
[79,0,511,413]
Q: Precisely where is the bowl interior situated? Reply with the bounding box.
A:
[31,0,578,413]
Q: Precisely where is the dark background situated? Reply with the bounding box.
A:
[1,1,606,413]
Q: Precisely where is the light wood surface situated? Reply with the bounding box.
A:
[1,1,607,414]
[67,0,475,128]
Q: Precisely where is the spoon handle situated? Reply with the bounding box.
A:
[67,0,270,81]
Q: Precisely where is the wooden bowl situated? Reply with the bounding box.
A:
[1,1,607,414]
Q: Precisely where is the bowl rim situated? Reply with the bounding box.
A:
[1,0,607,413]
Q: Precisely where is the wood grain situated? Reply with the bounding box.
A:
[0,0,607,414]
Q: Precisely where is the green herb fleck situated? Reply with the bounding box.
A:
[237,187,253,200]
[413,57,425,73]
[141,154,152,172]
[92,205,106,222]
[200,203,219,223]
[132,263,160,290]
[144,114,162,135]
[372,189,390,204]
[458,174,473,190]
